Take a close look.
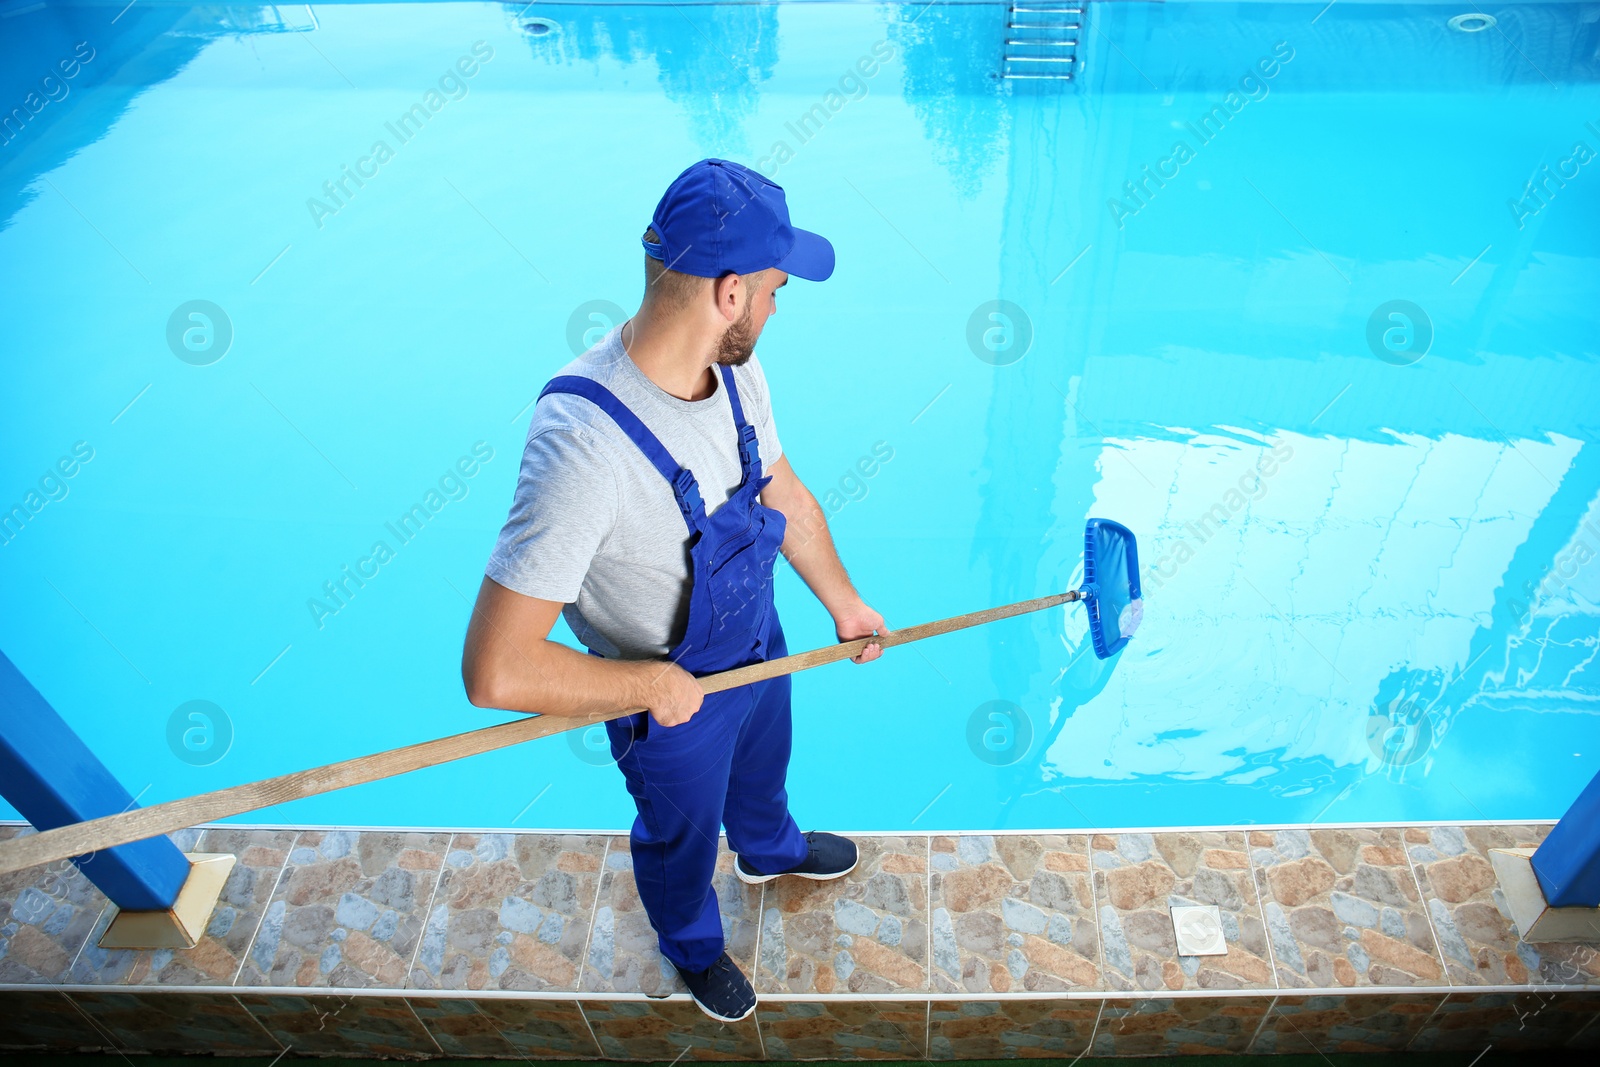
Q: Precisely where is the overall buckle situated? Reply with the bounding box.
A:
[673,468,703,523]
[738,424,759,467]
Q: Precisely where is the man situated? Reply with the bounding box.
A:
[461,159,887,1021]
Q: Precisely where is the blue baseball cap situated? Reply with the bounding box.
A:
[643,159,835,282]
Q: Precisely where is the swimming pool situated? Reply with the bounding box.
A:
[2,0,1597,835]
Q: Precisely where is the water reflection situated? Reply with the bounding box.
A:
[889,3,1007,198]
[509,2,779,154]
[968,2,1600,824]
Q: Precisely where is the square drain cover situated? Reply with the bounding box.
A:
[1170,904,1227,956]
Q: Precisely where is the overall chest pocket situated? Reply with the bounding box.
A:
[703,503,786,644]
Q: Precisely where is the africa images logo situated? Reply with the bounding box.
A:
[1107,42,1295,229]
[305,42,495,230]
[308,443,495,629]
[1,41,96,149]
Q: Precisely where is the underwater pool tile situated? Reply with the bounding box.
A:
[1092,995,1270,1056]
[235,992,441,1055]
[67,990,281,1053]
[1252,827,1447,988]
[758,999,928,1059]
[1248,992,1445,1054]
[1406,823,1597,988]
[578,839,760,995]
[407,832,606,992]
[579,997,762,1059]
[928,833,1102,993]
[0,826,109,985]
[928,998,1097,1059]
[1092,831,1273,992]
[756,835,929,995]
[408,996,601,1057]
[237,829,450,989]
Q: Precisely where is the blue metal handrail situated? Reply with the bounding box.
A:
[0,650,189,910]
[1532,768,1600,909]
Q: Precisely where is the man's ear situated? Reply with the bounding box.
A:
[711,272,741,323]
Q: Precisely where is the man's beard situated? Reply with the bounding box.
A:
[713,299,757,367]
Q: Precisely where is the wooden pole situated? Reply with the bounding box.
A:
[0,590,1077,876]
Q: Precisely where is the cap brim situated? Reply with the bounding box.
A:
[775,227,835,282]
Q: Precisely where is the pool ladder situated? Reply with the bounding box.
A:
[1002,2,1082,81]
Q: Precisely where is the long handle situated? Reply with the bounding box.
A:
[0,590,1078,876]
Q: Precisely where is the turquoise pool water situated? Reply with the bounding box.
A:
[2,1,1598,834]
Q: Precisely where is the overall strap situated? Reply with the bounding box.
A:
[718,365,763,477]
[538,375,706,532]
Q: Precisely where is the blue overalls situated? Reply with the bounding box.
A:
[537,364,809,972]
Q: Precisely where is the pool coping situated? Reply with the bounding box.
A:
[3,820,1598,1058]
[20,818,1549,836]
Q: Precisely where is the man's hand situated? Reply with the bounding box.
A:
[834,599,888,664]
[638,660,705,728]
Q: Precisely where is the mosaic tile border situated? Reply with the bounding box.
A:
[3,821,1597,1057]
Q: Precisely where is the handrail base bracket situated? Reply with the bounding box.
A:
[1491,847,1600,944]
[98,853,237,950]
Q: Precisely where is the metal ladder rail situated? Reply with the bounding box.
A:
[1002,2,1082,82]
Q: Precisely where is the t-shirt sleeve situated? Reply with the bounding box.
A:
[485,426,618,603]
[744,353,783,467]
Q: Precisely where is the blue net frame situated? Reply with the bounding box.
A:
[1082,518,1142,660]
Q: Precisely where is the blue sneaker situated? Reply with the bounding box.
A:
[674,951,756,1022]
[734,831,858,885]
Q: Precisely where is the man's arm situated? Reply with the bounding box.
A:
[760,456,886,663]
[461,576,703,726]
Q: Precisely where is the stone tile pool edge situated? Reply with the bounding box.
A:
[2,821,1598,1058]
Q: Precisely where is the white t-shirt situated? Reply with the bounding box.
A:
[485,326,784,658]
